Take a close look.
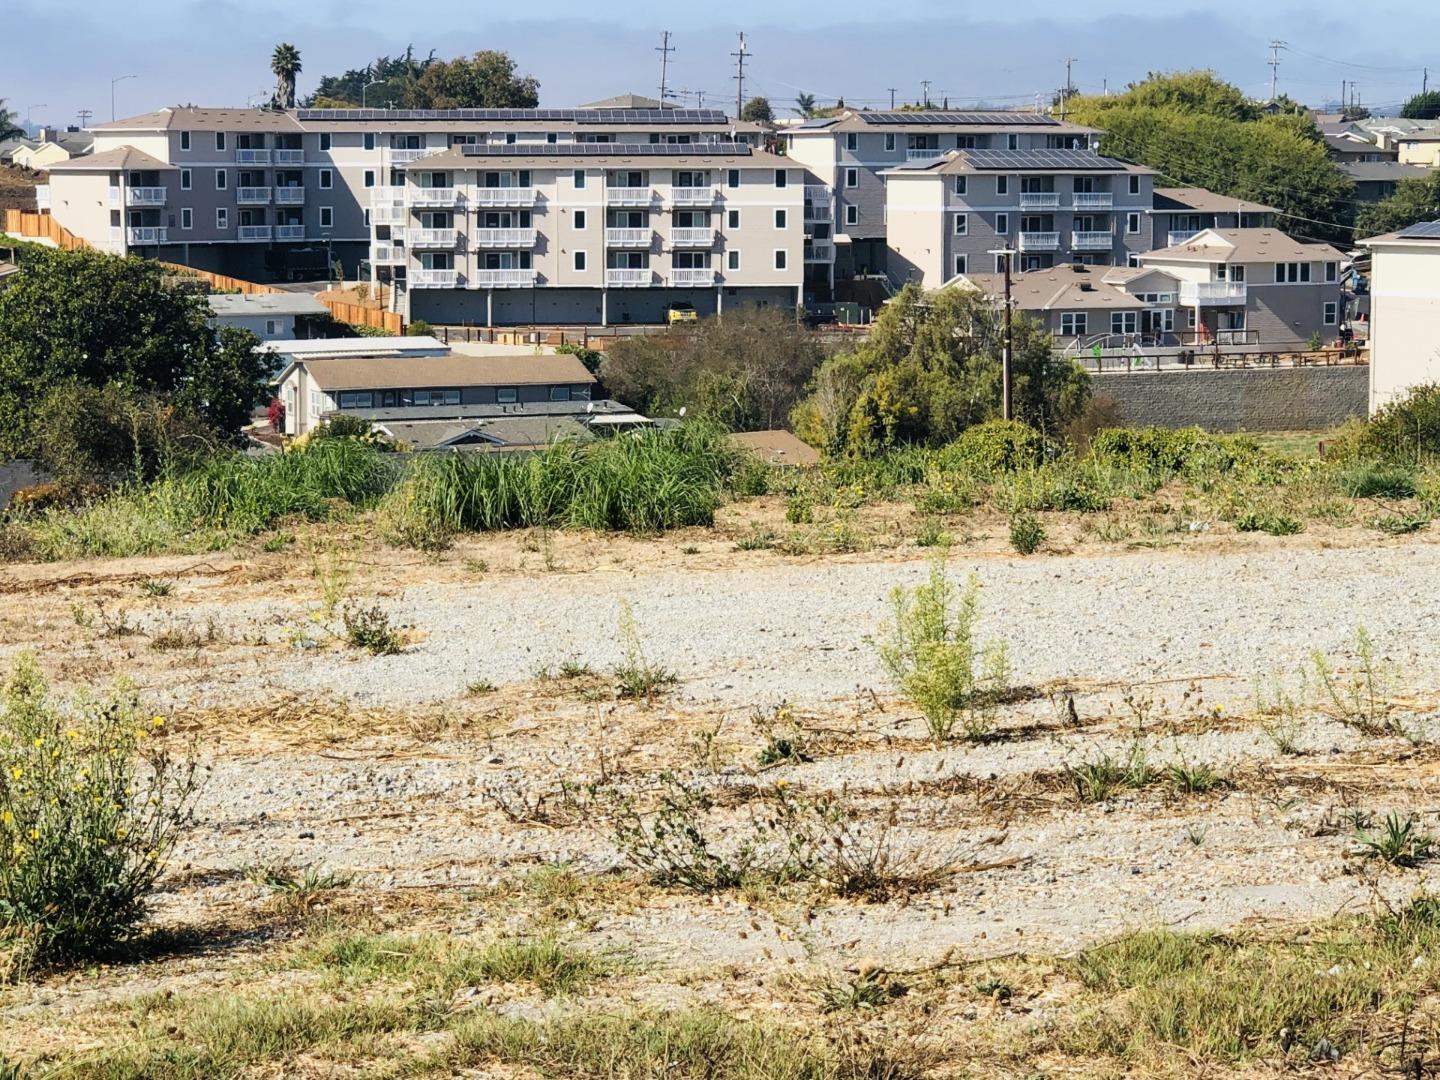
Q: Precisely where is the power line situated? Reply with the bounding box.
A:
[1268,40,1287,101]
[656,31,675,103]
[1281,44,1429,74]
[732,32,750,118]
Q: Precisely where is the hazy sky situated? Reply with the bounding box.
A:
[8,0,1439,129]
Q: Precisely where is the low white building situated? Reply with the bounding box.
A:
[206,292,329,340]
[1360,220,1440,413]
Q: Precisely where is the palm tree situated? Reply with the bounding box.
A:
[793,92,817,118]
[0,99,23,141]
[271,43,303,109]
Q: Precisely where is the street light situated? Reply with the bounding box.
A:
[26,105,47,134]
[987,246,1018,420]
[111,75,136,122]
[361,74,376,108]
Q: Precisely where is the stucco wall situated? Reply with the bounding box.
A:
[1092,365,1367,432]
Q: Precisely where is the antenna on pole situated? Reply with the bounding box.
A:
[920,80,932,108]
[656,31,675,103]
[1267,40,1287,101]
[76,108,94,130]
[732,32,749,118]
[1060,57,1077,120]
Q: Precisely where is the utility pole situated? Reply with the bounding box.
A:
[656,31,675,103]
[887,87,897,110]
[920,80,931,107]
[1425,67,1430,94]
[732,32,749,119]
[76,109,94,130]
[989,246,1016,420]
[1267,40,1286,101]
[1340,79,1347,113]
[1060,57,1077,121]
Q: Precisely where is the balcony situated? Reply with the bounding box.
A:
[670,227,715,247]
[125,186,166,207]
[273,148,304,165]
[1179,281,1248,306]
[1072,191,1114,209]
[236,187,271,205]
[606,268,653,287]
[108,187,121,208]
[670,186,717,207]
[606,227,652,247]
[126,226,167,244]
[390,148,434,164]
[275,225,306,241]
[412,187,461,207]
[472,228,537,248]
[1018,231,1060,251]
[1168,229,1201,247]
[237,225,272,241]
[804,198,831,222]
[671,268,716,287]
[410,228,458,248]
[34,185,49,210]
[471,269,537,288]
[805,243,835,262]
[372,205,406,225]
[236,148,271,164]
[372,244,404,264]
[905,148,944,161]
[1071,231,1114,251]
[473,187,536,207]
[274,187,305,205]
[1019,192,1060,209]
[606,187,654,207]
[411,269,460,288]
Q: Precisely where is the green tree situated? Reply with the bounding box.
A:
[1355,170,1440,237]
[271,42,303,109]
[0,99,22,140]
[741,97,775,124]
[793,92,817,118]
[0,247,270,458]
[1401,90,1440,120]
[304,47,439,108]
[1089,70,1259,121]
[791,285,1090,455]
[405,50,539,109]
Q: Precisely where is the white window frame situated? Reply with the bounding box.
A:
[845,168,858,188]
[953,176,967,195]
[266,320,280,336]
[845,133,858,151]
[1276,262,1311,283]
[1126,212,1140,234]
[319,168,333,190]
[727,169,740,189]
[884,134,896,152]
[180,131,191,152]
[1129,252,1141,267]
[216,207,228,229]
[728,249,741,271]
[215,168,227,191]
[774,249,787,271]
[574,169,586,188]
[1323,301,1338,325]
[574,250,586,271]
[1060,312,1087,336]
[574,209,587,230]
[1129,174,1141,194]
[774,169,787,188]
[497,388,518,404]
[180,168,191,191]
[995,212,1009,235]
[363,169,375,188]
[319,133,331,152]
[364,133,376,151]
[996,175,1008,195]
[319,206,334,228]
[214,132,226,152]
[1111,311,1138,335]
[180,207,192,230]
[953,212,967,236]
[774,208,787,229]
[727,209,740,229]
[1007,133,1019,150]
[363,208,372,228]
[953,253,967,275]
[1325,261,1338,282]
[845,204,858,226]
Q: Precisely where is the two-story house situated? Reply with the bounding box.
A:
[1148,188,1277,253]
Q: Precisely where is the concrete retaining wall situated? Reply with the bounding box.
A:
[1091,365,1368,432]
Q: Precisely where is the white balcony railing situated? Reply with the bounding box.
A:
[905,148,944,161]
[275,225,306,241]
[670,227,715,247]
[371,203,406,225]
[411,269,460,288]
[125,186,166,207]
[236,187,271,205]
[472,228,537,247]
[1179,281,1248,306]
[804,199,831,222]
[273,149,304,165]
[236,148,271,164]
[126,226,167,244]
[1168,229,1201,247]
[390,148,433,164]
[606,268,653,287]
[1071,231,1114,251]
[372,245,404,263]
[370,187,406,205]
[108,187,121,208]
[1019,192,1060,209]
[472,187,537,207]
[805,243,835,262]
[471,269,537,288]
[671,268,716,287]
[409,228,458,248]
[606,227,652,247]
[1018,231,1060,251]
[1072,191,1114,209]
[273,187,305,205]
[412,187,461,207]
[237,225,272,241]
[606,187,654,206]
[34,185,49,210]
[670,186,717,206]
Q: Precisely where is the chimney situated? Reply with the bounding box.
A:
[37,125,57,143]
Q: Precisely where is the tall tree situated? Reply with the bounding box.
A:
[0,99,22,141]
[271,43,303,109]
[1356,171,1440,237]
[1401,90,1440,120]
[741,96,774,124]
[405,51,539,109]
[793,92,817,118]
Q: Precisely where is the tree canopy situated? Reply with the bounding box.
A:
[1355,170,1440,237]
[741,97,774,124]
[0,99,21,141]
[303,47,538,110]
[271,43,302,109]
[1401,91,1440,120]
[791,286,1090,456]
[0,247,270,458]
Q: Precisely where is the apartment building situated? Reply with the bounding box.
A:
[36,105,761,283]
[1148,188,1277,251]
[370,142,805,326]
[783,110,1099,287]
[883,148,1155,288]
[1360,220,1440,412]
[1137,228,1344,348]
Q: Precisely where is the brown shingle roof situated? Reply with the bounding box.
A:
[962,265,1149,312]
[46,146,176,172]
[297,352,597,391]
[1140,228,1344,264]
[1151,186,1278,215]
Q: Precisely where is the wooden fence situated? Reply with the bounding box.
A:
[2,209,87,250]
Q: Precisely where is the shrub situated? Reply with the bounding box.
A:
[613,600,674,700]
[1008,510,1045,555]
[934,419,1045,475]
[1338,461,1417,499]
[877,563,1010,743]
[1233,510,1303,536]
[407,318,433,336]
[341,603,404,655]
[1361,383,1440,463]
[0,656,200,966]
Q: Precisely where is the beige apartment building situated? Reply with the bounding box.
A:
[1360,221,1440,413]
[370,142,806,325]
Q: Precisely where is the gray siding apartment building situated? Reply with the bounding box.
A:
[1147,187,1277,251]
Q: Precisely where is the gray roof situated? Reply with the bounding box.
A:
[207,293,329,318]
[577,93,674,110]
[1338,161,1432,182]
[0,137,38,161]
[349,399,634,424]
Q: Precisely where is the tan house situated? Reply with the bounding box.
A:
[11,141,73,169]
[1359,220,1440,413]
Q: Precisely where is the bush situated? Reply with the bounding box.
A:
[1008,510,1045,555]
[407,318,433,336]
[1338,461,1417,499]
[0,656,200,966]
[1361,383,1440,463]
[341,603,404,655]
[933,419,1045,475]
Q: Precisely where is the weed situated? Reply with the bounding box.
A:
[139,577,173,597]
[97,606,138,638]
[465,679,497,696]
[1165,756,1226,796]
[1355,812,1435,868]
[818,968,905,1012]
[1254,669,1309,755]
[680,545,700,555]
[1185,823,1209,847]
[1234,510,1303,536]
[785,494,815,524]
[913,518,950,548]
[613,600,675,700]
[558,659,596,679]
[485,779,594,827]
[1368,512,1429,535]
[464,558,489,575]
[70,603,93,629]
[311,548,355,617]
[1008,510,1045,555]
[247,862,352,917]
[149,620,220,652]
[754,702,812,766]
[261,531,296,552]
[1311,626,1398,734]
[1339,461,1417,499]
[341,602,404,656]
[1068,741,1154,803]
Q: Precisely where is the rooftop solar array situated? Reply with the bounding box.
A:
[961,148,1130,170]
[458,142,753,158]
[1397,220,1440,238]
[295,108,730,125]
[857,111,1057,126]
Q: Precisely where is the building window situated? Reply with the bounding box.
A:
[574,209,586,230]
[180,131,191,152]
[1129,174,1141,194]
[845,204,858,226]
[319,169,333,189]
[774,208,787,229]
[1111,311,1138,334]
[216,208,228,229]
[574,250,586,271]
[1061,312,1087,336]
[363,208,372,227]
[1276,262,1311,283]
[364,170,375,188]
[573,169,586,188]
[884,134,896,152]
[953,253,967,275]
[1126,213,1140,234]
[215,169,227,190]
[996,212,1009,234]
[1129,252,1141,267]
[953,212,967,236]
[319,133,331,151]
[774,169,787,188]
[364,133,375,151]
[215,132,226,151]
[996,175,1008,195]
[953,176,967,196]
[774,249,787,270]
[180,207,192,230]
[497,387,518,404]
[549,387,570,402]
[727,169,740,188]
[265,320,280,336]
[1323,301,1338,325]
[727,209,740,228]
[1007,133,1019,150]
[1325,261,1338,282]
[845,168,858,188]
[320,206,333,228]
[728,250,740,270]
[180,168,191,190]
[845,133,858,151]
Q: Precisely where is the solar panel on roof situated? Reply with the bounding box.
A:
[458,141,752,158]
[294,107,730,125]
[857,111,1057,126]
[1397,220,1440,238]
[960,148,1129,170]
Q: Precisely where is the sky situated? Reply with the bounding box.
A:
[7,0,1440,130]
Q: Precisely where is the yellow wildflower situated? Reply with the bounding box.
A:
[152,716,165,728]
